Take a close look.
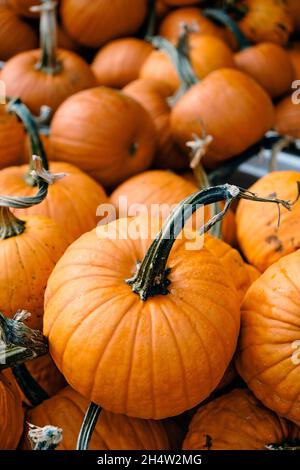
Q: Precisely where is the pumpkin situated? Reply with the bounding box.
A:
[60,0,148,48]
[236,171,300,272]
[288,49,300,80]
[48,87,157,189]
[123,79,188,171]
[1,1,96,115]
[92,38,153,89]
[163,0,202,5]
[57,22,80,53]
[183,389,300,450]
[139,50,181,94]
[44,184,244,419]
[110,170,235,245]
[171,68,274,167]
[287,0,300,33]
[159,7,226,44]
[0,103,25,169]
[0,371,24,449]
[235,43,294,99]
[156,0,170,18]
[275,95,300,138]
[244,263,260,284]
[237,0,294,46]
[0,1,38,61]
[235,249,300,426]
[216,363,237,391]
[24,387,172,450]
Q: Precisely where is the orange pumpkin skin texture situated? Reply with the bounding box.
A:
[48,87,156,189]
[235,250,300,426]
[1,49,97,115]
[0,2,38,60]
[92,38,153,89]
[44,217,240,419]
[25,386,171,450]
[110,170,235,245]
[0,106,25,169]
[236,171,300,272]
[288,49,300,80]
[123,79,188,171]
[287,0,300,33]
[183,389,300,450]
[275,96,300,138]
[0,371,24,449]
[235,43,295,99]
[171,69,275,167]
[159,7,226,44]
[60,0,147,49]
[0,215,68,330]
[244,263,260,284]
[0,162,108,244]
[139,51,181,94]
[238,0,294,46]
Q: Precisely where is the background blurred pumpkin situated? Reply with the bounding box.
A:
[139,49,181,94]
[236,171,300,272]
[287,0,300,33]
[183,389,300,450]
[60,0,148,48]
[288,49,300,80]
[0,103,25,169]
[275,96,300,138]
[236,250,300,426]
[0,371,24,449]
[48,87,156,189]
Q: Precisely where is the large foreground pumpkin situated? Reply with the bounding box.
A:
[235,250,300,426]
[183,389,300,450]
[0,371,24,449]
[25,387,171,450]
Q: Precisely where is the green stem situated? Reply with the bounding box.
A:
[12,364,49,406]
[203,8,251,50]
[145,0,156,38]
[76,403,102,450]
[0,207,26,239]
[126,184,297,301]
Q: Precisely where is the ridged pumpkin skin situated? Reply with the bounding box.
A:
[0,106,25,169]
[60,0,147,48]
[235,43,294,99]
[92,38,153,89]
[49,87,156,189]
[238,0,294,46]
[25,386,171,450]
[110,170,235,245]
[236,250,300,426]
[236,171,300,272]
[1,49,97,115]
[275,96,300,138]
[123,79,188,171]
[0,371,24,449]
[171,69,274,167]
[44,216,240,419]
[0,162,108,244]
[183,389,300,450]
[0,216,68,330]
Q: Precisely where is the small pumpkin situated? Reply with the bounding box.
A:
[0,371,24,449]
[139,50,181,94]
[0,102,25,169]
[48,87,157,189]
[236,171,300,272]
[1,1,97,115]
[171,68,274,167]
[92,38,153,89]
[183,389,300,450]
[275,95,300,139]
[235,250,300,426]
[60,0,147,48]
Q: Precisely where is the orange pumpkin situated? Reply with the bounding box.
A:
[275,96,300,138]
[123,79,188,171]
[1,1,96,115]
[48,87,157,189]
[60,0,147,48]
[0,103,25,169]
[183,389,300,450]
[235,43,294,98]
[236,250,300,426]
[215,363,237,391]
[92,38,153,89]
[236,171,300,272]
[288,49,300,80]
[0,371,24,449]
[24,386,172,450]
[0,1,38,61]
[238,0,294,46]
[139,50,181,94]
[171,69,274,167]
[287,0,300,33]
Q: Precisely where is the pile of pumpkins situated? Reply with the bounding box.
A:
[0,0,300,451]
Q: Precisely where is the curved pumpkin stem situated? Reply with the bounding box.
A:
[31,0,61,75]
[203,8,251,50]
[127,184,299,301]
[76,402,102,450]
[28,424,63,450]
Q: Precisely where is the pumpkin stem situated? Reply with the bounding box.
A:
[266,440,300,451]
[8,98,48,186]
[31,0,62,75]
[76,402,102,450]
[269,136,295,172]
[28,424,63,450]
[203,8,251,50]
[0,310,48,370]
[145,0,156,38]
[126,184,298,301]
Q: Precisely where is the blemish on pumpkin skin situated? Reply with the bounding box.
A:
[204,434,212,450]
[265,235,283,253]
[129,142,139,156]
